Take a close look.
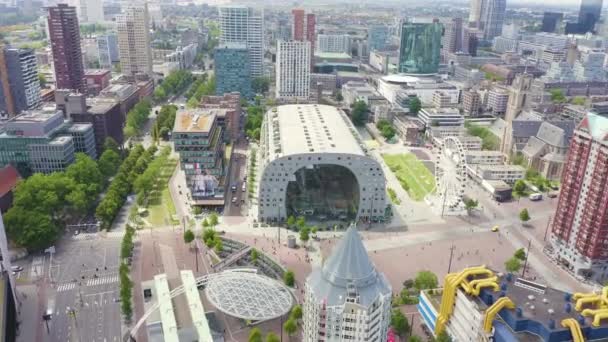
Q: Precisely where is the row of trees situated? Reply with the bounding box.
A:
[245,103,265,140]
[134,147,171,206]
[119,225,136,321]
[124,100,152,139]
[95,145,154,229]
[153,70,194,102]
[4,152,109,251]
[465,122,500,150]
[391,309,451,341]
[186,75,216,108]
[505,247,527,273]
[376,119,396,140]
[248,304,302,342]
[151,104,177,142]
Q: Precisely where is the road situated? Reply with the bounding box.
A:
[225,139,249,217]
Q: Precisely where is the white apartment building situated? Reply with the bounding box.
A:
[303,226,392,342]
[316,34,351,54]
[487,88,509,115]
[275,40,310,99]
[468,164,525,184]
[116,4,153,76]
[218,6,264,77]
[465,150,505,164]
[68,0,104,23]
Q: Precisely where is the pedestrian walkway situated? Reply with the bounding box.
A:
[56,282,76,292]
[72,233,97,241]
[86,274,119,287]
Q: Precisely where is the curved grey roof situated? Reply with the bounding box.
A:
[322,226,377,288]
[306,225,392,307]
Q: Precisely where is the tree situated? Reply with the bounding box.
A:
[514,248,526,261]
[351,100,368,126]
[572,96,586,106]
[98,149,122,179]
[183,229,195,244]
[265,332,280,342]
[214,237,223,253]
[193,206,202,215]
[513,180,527,198]
[296,216,306,230]
[251,248,259,263]
[290,304,303,320]
[4,207,58,251]
[414,270,438,290]
[335,90,343,102]
[409,96,421,114]
[38,73,47,87]
[283,318,297,337]
[153,86,167,101]
[391,309,409,337]
[248,328,263,342]
[408,336,423,342]
[311,226,318,235]
[519,208,530,224]
[505,257,522,273]
[299,227,310,245]
[287,215,296,227]
[284,270,295,287]
[435,331,452,342]
[187,96,199,108]
[251,76,270,94]
[202,218,209,227]
[464,198,479,213]
[550,89,566,103]
[209,212,219,227]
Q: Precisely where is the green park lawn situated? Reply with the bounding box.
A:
[146,158,179,226]
[382,153,435,201]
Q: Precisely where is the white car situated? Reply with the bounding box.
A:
[529,193,543,201]
[11,265,23,272]
[231,197,237,203]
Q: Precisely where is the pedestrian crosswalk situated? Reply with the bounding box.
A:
[86,275,119,287]
[56,282,76,292]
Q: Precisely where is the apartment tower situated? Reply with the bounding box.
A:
[116,4,153,77]
[275,40,310,99]
[218,6,264,77]
[0,47,41,118]
[47,4,86,93]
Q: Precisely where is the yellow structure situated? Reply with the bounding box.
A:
[574,286,608,327]
[483,297,515,332]
[561,318,585,342]
[435,265,497,335]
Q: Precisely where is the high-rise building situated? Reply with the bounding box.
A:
[214,43,252,99]
[68,0,104,23]
[316,34,351,54]
[441,18,463,60]
[573,48,607,82]
[542,12,563,33]
[97,34,119,69]
[276,40,310,99]
[292,9,315,69]
[463,90,481,116]
[218,6,264,77]
[578,0,603,33]
[550,113,608,282]
[368,25,388,51]
[463,27,480,56]
[47,4,86,94]
[116,4,153,77]
[303,225,392,341]
[469,0,484,27]
[479,0,506,40]
[398,21,442,75]
[0,47,41,118]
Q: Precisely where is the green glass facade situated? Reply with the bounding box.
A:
[398,22,443,75]
[214,44,252,99]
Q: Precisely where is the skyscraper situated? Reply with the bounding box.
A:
[68,0,104,24]
[368,25,389,51]
[441,18,463,60]
[218,6,264,77]
[47,4,86,93]
[292,9,315,69]
[398,21,442,75]
[303,225,392,341]
[316,34,351,54]
[275,40,310,99]
[0,47,41,118]
[469,0,483,27]
[542,12,563,33]
[97,34,119,69]
[116,4,153,77]
[550,113,608,282]
[578,0,603,33]
[214,43,252,99]
[479,0,506,40]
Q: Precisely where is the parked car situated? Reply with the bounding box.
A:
[231,197,237,203]
[529,193,543,201]
[11,265,23,272]
[231,185,237,193]
[548,191,558,198]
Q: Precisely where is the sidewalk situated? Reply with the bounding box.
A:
[15,284,41,342]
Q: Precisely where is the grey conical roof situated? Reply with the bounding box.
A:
[322,225,377,288]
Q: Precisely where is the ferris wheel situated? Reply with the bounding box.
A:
[432,136,467,214]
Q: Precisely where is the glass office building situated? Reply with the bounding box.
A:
[398,21,442,75]
[214,43,252,99]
